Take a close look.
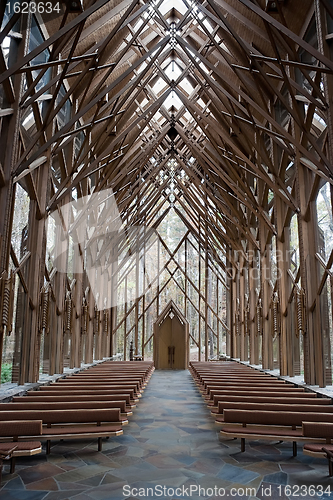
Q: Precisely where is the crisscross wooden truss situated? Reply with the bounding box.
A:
[1,0,333,385]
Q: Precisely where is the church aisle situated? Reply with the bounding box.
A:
[0,370,331,500]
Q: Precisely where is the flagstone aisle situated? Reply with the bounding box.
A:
[0,370,332,500]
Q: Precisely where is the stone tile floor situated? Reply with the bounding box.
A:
[0,370,332,499]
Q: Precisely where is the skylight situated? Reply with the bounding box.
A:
[163,91,183,111]
[179,78,194,95]
[164,61,182,79]
[158,0,187,16]
[153,78,168,94]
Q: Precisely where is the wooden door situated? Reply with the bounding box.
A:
[155,314,187,369]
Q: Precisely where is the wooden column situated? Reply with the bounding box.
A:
[71,247,83,368]
[275,198,292,376]
[204,227,209,361]
[198,221,201,361]
[135,243,139,356]
[296,157,323,386]
[261,229,273,370]
[85,262,95,364]
[239,253,246,361]
[225,248,233,358]
[249,245,258,364]
[49,203,69,374]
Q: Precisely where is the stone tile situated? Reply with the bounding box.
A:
[263,472,288,485]
[55,465,112,483]
[75,473,106,487]
[174,455,197,466]
[145,454,187,468]
[244,460,280,475]
[250,444,284,456]
[103,445,128,457]
[286,469,333,487]
[68,495,92,500]
[58,481,89,491]
[44,491,79,500]
[101,473,127,485]
[82,483,132,500]
[0,491,48,500]
[217,464,260,484]
[1,475,25,491]
[75,452,116,467]
[15,455,48,467]
[26,478,59,491]
[18,463,66,485]
[230,451,264,464]
[280,463,314,473]
[187,459,222,475]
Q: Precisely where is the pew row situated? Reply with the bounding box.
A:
[27,389,139,403]
[207,391,318,407]
[0,401,132,417]
[205,387,310,405]
[0,409,125,454]
[211,396,332,414]
[13,394,135,408]
[38,384,142,397]
[213,402,333,424]
[220,409,333,456]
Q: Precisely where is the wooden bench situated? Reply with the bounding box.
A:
[213,402,333,423]
[189,362,261,378]
[198,375,286,384]
[0,409,125,454]
[0,420,42,479]
[15,394,135,409]
[63,377,147,389]
[203,384,292,398]
[211,395,331,412]
[207,391,317,406]
[203,381,294,390]
[48,379,142,389]
[302,422,333,475]
[199,380,287,392]
[205,386,308,403]
[31,389,138,403]
[59,375,146,384]
[89,363,154,377]
[40,383,142,397]
[220,409,333,456]
[0,401,132,417]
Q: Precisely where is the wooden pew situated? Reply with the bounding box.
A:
[40,383,142,397]
[220,409,333,456]
[13,394,135,409]
[205,386,308,403]
[302,422,333,476]
[211,395,331,413]
[213,402,333,423]
[208,391,318,407]
[31,388,139,403]
[0,420,42,478]
[0,401,132,417]
[0,409,125,454]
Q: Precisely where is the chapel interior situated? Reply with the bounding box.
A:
[0,0,333,497]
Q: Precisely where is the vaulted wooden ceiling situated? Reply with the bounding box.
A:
[1,0,333,260]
